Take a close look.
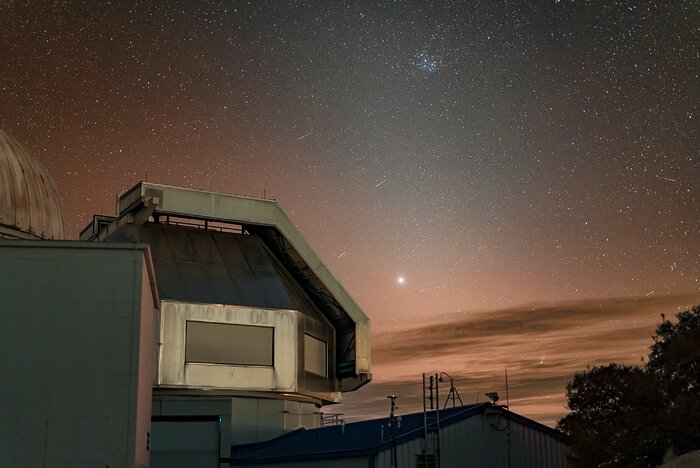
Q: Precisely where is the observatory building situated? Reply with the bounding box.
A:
[80,182,372,464]
[0,129,66,240]
[0,129,565,467]
[0,129,371,467]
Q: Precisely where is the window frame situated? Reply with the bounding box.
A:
[303,333,328,377]
[185,320,274,367]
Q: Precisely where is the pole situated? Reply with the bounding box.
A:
[423,373,428,457]
[435,373,441,468]
[505,369,510,409]
[388,395,398,466]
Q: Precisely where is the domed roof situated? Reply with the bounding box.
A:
[0,129,66,240]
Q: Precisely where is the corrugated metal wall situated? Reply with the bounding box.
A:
[230,410,567,468]
[375,412,567,468]
[440,413,566,468]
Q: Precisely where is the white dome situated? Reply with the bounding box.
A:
[0,129,66,240]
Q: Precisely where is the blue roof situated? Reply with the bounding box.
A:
[229,403,563,464]
[229,403,497,464]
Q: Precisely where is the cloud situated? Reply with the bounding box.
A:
[341,293,700,427]
[372,294,697,362]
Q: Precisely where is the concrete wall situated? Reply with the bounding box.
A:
[0,241,158,468]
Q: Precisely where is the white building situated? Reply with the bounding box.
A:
[80,181,372,466]
[0,129,371,467]
[0,129,159,467]
[0,128,567,467]
[229,404,568,468]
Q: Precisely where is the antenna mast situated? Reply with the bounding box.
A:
[505,369,510,409]
[387,395,398,466]
[422,373,441,468]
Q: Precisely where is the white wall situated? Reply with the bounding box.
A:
[0,241,158,468]
[157,301,299,392]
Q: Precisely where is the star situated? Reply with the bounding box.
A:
[1,0,698,429]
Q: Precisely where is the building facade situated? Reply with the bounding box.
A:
[1,128,372,467]
[229,404,568,468]
[0,241,158,468]
[0,128,567,467]
[79,182,372,466]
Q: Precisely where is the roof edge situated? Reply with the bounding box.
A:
[101,181,371,380]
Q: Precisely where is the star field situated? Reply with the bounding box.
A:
[1,0,699,423]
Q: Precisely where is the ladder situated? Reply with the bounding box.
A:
[421,373,440,468]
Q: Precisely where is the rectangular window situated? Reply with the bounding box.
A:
[186,321,273,366]
[304,334,327,377]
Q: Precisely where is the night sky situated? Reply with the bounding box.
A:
[2,1,699,426]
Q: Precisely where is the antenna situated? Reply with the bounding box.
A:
[387,395,398,466]
[505,369,510,409]
[438,372,463,409]
[387,395,398,420]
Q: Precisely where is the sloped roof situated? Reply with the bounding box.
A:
[229,404,481,463]
[230,402,563,465]
[103,223,330,325]
[229,403,562,464]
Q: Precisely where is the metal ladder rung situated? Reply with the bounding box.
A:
[422,373,441,468]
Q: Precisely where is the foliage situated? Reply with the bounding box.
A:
[648,306,700,455]
[558,364,666,467]
[648,306,700,396]
[557,306,700,467]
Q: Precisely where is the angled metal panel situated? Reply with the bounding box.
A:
[109,224,330,325]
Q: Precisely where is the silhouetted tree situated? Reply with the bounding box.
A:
[558,364,666,467]
[647,306,700,455]
[558,306,700,467]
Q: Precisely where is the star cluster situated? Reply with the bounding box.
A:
[412,51,441,76]
[1,0,698,423]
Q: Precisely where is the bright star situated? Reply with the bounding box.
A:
[397,276,406,285]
